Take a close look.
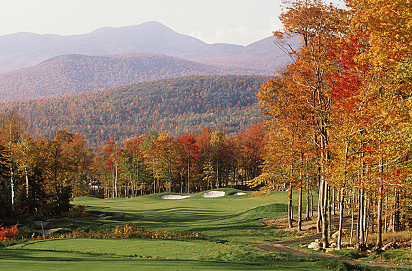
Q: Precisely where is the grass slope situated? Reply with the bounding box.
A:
[0,189,388,270]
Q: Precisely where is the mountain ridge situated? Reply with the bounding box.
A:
[0,53,268,103]
[0,21,298,103]
[0,21,299,74]
[0,21,207,73]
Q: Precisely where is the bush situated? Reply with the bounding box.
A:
[52,224,203,240]
[0,224,20,241]
[64,205,87,218]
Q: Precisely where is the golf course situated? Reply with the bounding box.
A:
[0,189,395,270]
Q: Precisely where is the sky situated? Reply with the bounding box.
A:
[0,0,344,46]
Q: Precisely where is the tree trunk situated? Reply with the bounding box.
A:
[298,185,302,232]
[376,186,383,249]
[338,187,344,250]
[288,182,293,228]
[187,155,190,193]
[394,188,400,232]
[328,186,332,239]
[358,188,365,250]
[306,185,310,220]
[321,181,329,248]
[317,173,322,233]
[364,195,371,246]
[115,163,118,198]
[350,188,356,245]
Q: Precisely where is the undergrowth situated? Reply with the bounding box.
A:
[47,223,202,240]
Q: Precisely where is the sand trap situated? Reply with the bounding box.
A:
[202,191,225,198]
[34,221,50,226]
[98,214,113,220]
[36,228,70,236]
[161,195,191,200]
[232,192,246,196]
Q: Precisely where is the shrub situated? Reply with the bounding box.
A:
[64,205,87,218]
[0,224,20,241]
[56,224,202,240]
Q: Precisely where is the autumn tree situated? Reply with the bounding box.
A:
[103,136,122,198]
[0,111,26,213]
[177,132,200,193]
[151,132,180,193]
[123,134,145,197]
[237,122,266,183]
[13,135,36,216]
[252,0,351,247]
[141,131,160,193]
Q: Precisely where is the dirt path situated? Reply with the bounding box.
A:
[256,214,412,269]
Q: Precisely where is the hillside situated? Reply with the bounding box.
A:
[0,53,264,103]
[2,75,271,147]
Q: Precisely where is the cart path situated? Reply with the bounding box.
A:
[256,234,412,269]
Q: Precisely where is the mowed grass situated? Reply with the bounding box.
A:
[71,189,290,230]
[0,189,387,270]
[69,189,293,244]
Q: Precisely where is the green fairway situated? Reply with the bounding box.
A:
[68,189,295,244]
[71,189,290,230]
[1,189,387,270]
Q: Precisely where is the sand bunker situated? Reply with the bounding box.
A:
[36,227,70,236]
[232,192,246,196]
[34,221,50,226]
[202,191,225,198]
[161,195,191,200]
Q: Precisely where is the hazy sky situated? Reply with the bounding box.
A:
[0,0,344,46]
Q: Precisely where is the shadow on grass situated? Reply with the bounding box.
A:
[0,248,116,261]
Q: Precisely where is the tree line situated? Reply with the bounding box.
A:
[0,110,266,220]
[250,0,412,251]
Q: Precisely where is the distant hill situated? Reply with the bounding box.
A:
[0,53,265,103]
[0,21,299,103]
[0,21,299,76]
[0,21,207,73]
[169,35,301,74]
[2,75,271,147]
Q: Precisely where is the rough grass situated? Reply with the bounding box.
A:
[368,231,412,245]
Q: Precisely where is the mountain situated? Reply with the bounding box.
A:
[0,21,299,75]
[0,53,265,103]
[169,35,301,74]
[1,75,270,147]
[0,21,207,73]
[0,21,298,103]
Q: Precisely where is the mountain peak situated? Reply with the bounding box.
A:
[0,21,206,73]
[88,21,176,35]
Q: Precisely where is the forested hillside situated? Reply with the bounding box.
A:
[0,54,264,103]
[2,75,270,147]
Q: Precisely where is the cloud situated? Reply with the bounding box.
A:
[269,17,282,32]
[190,25,272,46]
